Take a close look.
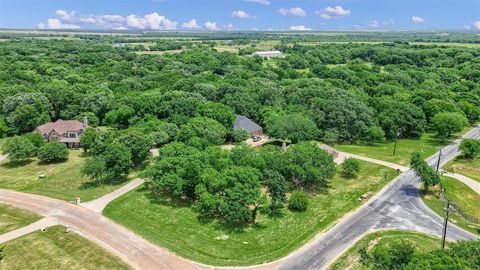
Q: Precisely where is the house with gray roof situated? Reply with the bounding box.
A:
[234,115,263,137]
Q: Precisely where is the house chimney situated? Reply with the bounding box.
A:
[83,116,88,127]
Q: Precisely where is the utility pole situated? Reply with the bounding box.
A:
[441,199,451,249]
[436,148,442,172]
[393,129,400,156]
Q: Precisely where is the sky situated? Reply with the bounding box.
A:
[0,0,479,31]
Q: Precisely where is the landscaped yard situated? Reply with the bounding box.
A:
[422,176,480,235]
[328,230,442,270]
[0,203,40,234]
[104,160,396,266]
[444,157,480,183]
[0,150,130,202]
[335,128,472,166]
[0,225,131,270]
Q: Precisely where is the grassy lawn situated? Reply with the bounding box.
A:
[0,203,40,234]
[329,230,442,270]
[104,160,397,266]
[335,127,472,166]
[0,225,130,270]
[0,150,129,202]
[444,157,480,183]
[422,176,480,235]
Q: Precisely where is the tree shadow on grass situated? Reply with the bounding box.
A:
[79,176,129,190]
[0,159,33,168]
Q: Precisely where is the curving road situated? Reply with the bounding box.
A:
[276,126,480,270]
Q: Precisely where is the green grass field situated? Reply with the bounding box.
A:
[0,226,130,270]
[444,157,480,183]
[329,230,442,270]
[422,176,480,235]
[0,204,40,234]
[335,128,471,166]
[0,150,129,202]
[104,160,396,266]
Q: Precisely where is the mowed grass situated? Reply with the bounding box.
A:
[329,230,442,270]
[0,226,131,270]
[444,157,480,183]
[0,150,128,201]
[0,203,40,234]
[104,160,397,266]
[422,176,480,235]
[335,128,472,166]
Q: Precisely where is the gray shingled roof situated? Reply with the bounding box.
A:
[234,115,262,133]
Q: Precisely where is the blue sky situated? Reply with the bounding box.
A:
[1,0,479,31]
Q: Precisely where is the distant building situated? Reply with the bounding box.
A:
[34,118,88,148]
[234,115,263,137]
[252,50,283,58]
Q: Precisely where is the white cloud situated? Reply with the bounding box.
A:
[369,19,394,28]
[55,10,75,21]
[473,21,480,30]
[204,21,220,30]
[123,13,177,30]
[37,18,80,29]
[224,23,235,30]
[278,7,306,17]
[231,10,254,19]
[411,16,425,23]
[316,6,351,19]
[289,25,312,31]
[38,10,176,30]
[245,0,270,5]
[182,19,200,29]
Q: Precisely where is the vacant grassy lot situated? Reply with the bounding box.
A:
[422,176,480,235]
[444,157,480,183]
[0,150,128,201]
[329,230,442,270]
[0,204,40,234]
[0,226,130,270]
[335,127,472,166]
[104,160,396,266]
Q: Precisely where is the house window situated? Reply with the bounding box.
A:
[68,132,77,138]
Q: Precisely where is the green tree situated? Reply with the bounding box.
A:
[80,128,98,153]
[365,126,386,144]
[229,128,249,143]
[81,142,132,182]
[431,112,468,140]
[285,142,336,189]
[264,169,289,214]
[115,131,153,166]
[460,139,480,159]
[410,152,440,191]
[197,101,235,128]
[178,117,227,147]
[38,142,69,163]
[342,158,360,178]
[266,112,319,143]
[23,132,45,153]
[360,240,415,270]
[3,93,52,133]
[104,105,135,129]
[288,191,308,211]
[2,136,36,162]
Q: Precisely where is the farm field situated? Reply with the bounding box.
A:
[104,160,396,266]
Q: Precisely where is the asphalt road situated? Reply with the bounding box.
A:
[276,126,480,270]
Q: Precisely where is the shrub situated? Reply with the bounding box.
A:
[38,142,69,163]
[342,158,360,178]
[288,191,309,211]
[460,139,480,159]
[230,129,249,143]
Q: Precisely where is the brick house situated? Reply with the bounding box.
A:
[34,119,88,148]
